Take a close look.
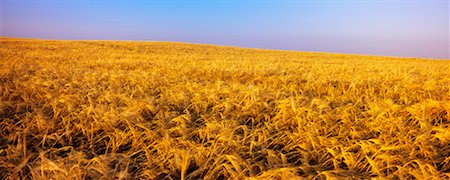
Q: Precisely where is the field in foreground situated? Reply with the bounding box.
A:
[1,37,449,179]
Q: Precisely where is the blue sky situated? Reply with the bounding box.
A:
[1,0,449,59]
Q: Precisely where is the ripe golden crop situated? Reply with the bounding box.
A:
[1,37,449,179]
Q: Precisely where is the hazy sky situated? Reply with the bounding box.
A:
[1,0,449,59]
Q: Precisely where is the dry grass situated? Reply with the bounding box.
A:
[1,37,449,179]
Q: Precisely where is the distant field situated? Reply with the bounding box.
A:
[1,38,449,179]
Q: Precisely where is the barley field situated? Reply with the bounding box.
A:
[1,37,449,179]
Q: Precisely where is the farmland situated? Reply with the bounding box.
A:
[1,37,449,179]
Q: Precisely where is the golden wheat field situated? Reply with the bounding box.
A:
[1,37,449,179]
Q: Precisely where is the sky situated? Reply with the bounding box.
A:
[1,0,449,59]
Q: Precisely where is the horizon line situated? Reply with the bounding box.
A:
[1,36,448,61]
